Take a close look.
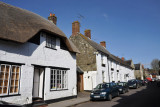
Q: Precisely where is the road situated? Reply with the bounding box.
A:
[73,82,160,107]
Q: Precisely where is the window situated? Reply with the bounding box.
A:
[0,64,20,96]
[46,35,56,49]
[60,39,68,50]
[50,69,68,90]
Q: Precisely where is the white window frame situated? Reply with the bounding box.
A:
[0,64,21,96]
[9,65,21,95]
[50,69,68,90]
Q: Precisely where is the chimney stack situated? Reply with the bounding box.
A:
[84,29,91,39]
[48,13,57,25]
[100,41,106,48]
[72,21,80,36]
[121,57,125,61]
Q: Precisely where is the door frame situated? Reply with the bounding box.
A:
[32,66,45,99]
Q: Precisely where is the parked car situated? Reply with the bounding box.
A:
[128,79,141,89]
[139,80,148,86]
[139,80,145,86]
[144,79,149,84]
[152,78,156,82]
[90,82,119,101]
[117,82,129,94]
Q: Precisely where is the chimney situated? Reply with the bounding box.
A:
[84,29,91,39]
[100,41,106,48]
[72,21,80,36]
[121,57,125,61]
[48,12,57,25]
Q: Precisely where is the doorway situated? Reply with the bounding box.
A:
[33,67,45,99]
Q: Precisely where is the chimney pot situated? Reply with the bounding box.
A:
[84,29,91,39]
[100,41,106,48]
[72,21,80,36]
[121,57,125,61]
[48,12,57,25]
[50,13,52,16]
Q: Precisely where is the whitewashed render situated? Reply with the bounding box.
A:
[83,51,109,90]
[83,51,135,91]
[108,59,135,83]
[0,33,77,105]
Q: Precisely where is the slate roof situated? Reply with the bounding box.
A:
[0,2,79,53]
[110,54,133,69]
[77,33,133,69]
[80,34,110,56]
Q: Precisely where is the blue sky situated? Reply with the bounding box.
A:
[1,0,160,68]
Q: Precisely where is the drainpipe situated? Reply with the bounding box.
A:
[91,75,93,90]
[107,58,111,82]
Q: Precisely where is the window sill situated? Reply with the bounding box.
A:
[50,89,68,91]
[45,46,57,50]
[0,94,21,97]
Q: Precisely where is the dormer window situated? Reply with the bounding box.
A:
[46,35,56,49]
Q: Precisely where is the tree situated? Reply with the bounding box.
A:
[151,59,160,72]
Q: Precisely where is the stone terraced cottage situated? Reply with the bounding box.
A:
[70,21,135,91]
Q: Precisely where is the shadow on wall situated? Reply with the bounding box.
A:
[0,39,39,57]
[112,82,160,107]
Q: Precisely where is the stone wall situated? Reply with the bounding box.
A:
[70,34,97,71]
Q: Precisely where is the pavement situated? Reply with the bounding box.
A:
[48,91,90,107]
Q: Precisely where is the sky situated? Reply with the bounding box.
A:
[1,0,160,68]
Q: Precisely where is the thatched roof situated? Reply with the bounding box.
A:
[0,2,79,53]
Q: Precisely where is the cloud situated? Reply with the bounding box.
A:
[103,13,108,19]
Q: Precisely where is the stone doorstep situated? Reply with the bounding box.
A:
[32,103,48,107]
[32,98,48,107]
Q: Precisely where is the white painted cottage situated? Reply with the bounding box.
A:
[108,55,135,83]
[0,2,79,106]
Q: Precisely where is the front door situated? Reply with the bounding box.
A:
[33,68,44,99]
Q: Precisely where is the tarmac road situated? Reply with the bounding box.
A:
[73,82,160,107]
